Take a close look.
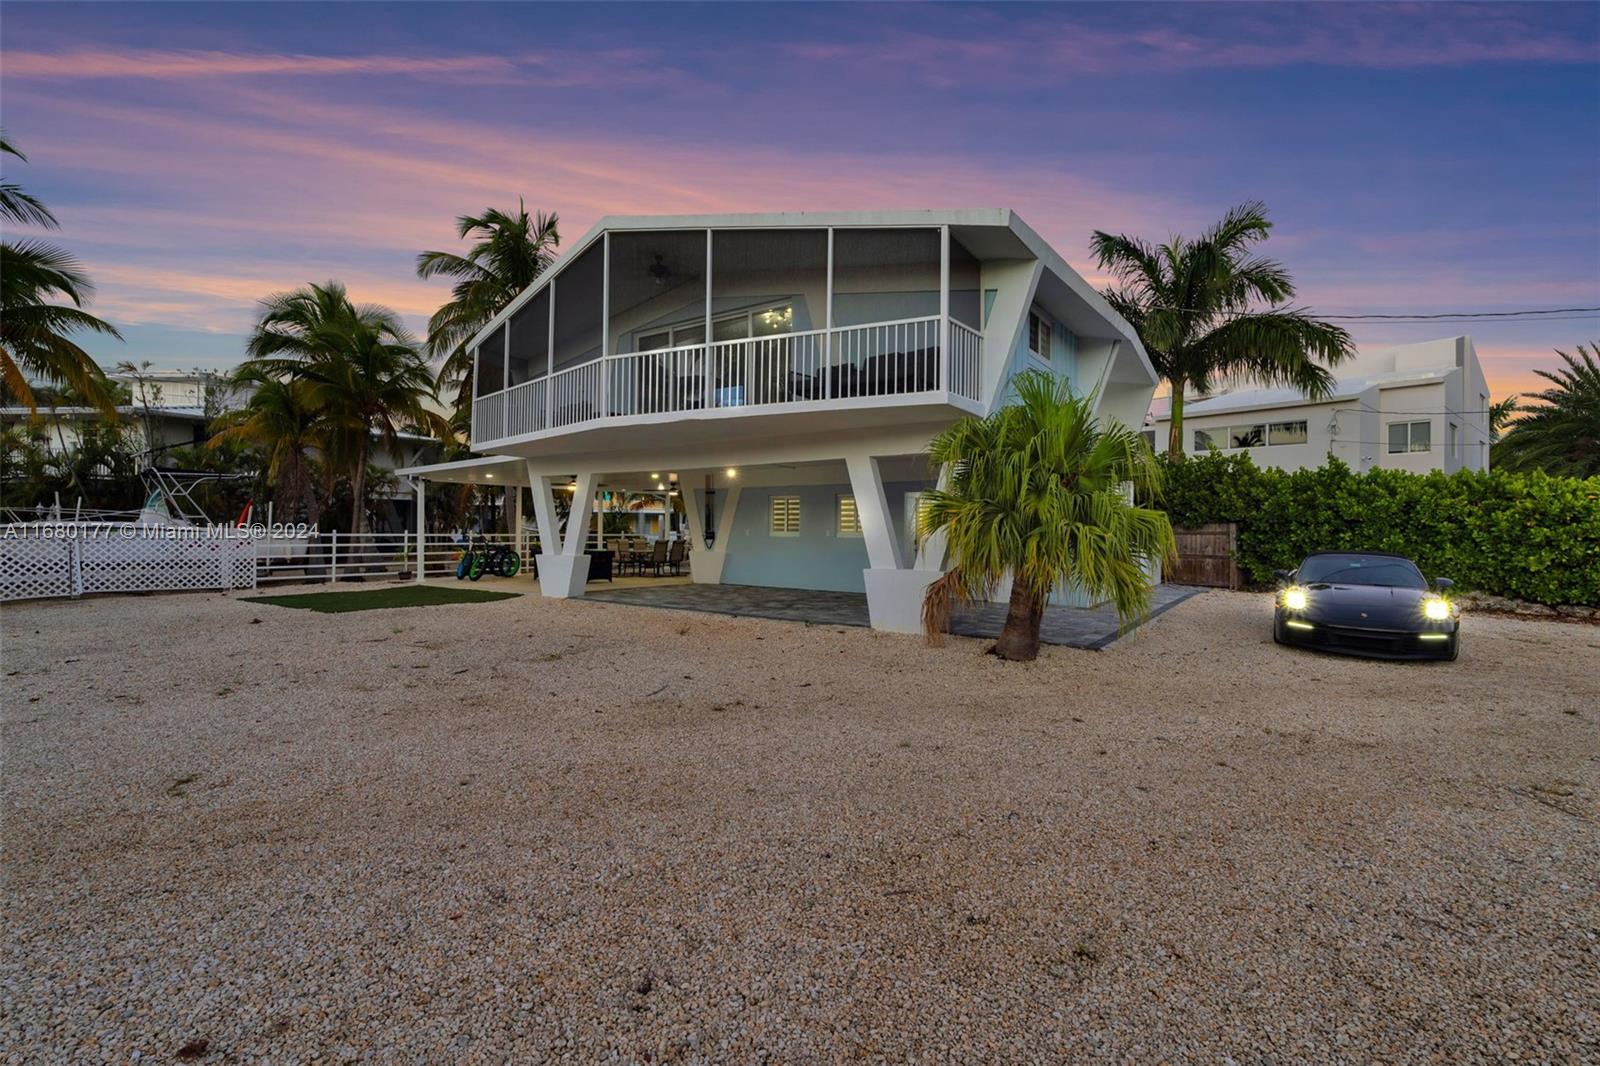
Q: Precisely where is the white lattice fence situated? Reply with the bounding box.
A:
[0,529,257,602]
[0,537,79,601]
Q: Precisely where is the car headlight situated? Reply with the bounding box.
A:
[1423,596,1451,621]
[1282,587,1308,611]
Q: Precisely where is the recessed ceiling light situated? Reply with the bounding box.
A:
[725,468,737,478]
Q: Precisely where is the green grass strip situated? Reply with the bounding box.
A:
[249,585,521,613]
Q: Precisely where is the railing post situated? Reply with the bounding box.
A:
[824,227,834,401]
[502,328,511,439]
[600,232,611,418]
[939,225,950,393]
[328,530,339,584]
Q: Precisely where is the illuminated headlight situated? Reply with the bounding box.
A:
[1423,596,1451,621]
[1282,587,1308,611]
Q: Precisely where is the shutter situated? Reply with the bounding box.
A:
[837,495,861,535]
[770,495,800,535]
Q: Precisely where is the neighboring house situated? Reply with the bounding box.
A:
[399,209,1159,632]
[1145,336,1491,474]
[2,367,442,529]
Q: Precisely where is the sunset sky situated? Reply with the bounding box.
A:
[3,1,1597,401]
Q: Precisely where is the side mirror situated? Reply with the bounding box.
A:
[1434,577,1455,591]
[1273,569,1292,583]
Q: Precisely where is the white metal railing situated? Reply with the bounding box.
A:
[472,390,506,443]
[550,359,603,429]
[473,314,982,445]
[607,343,709,417]
[505,378,547,436]
[827,315,941,400]
[709,328,828,408]
[949,319,983,402]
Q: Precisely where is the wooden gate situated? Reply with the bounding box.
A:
[1170,522,1239,588]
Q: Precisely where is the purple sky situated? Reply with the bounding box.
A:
[3,1,1597,399]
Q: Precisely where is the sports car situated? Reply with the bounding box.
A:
[1273,551,1460,661]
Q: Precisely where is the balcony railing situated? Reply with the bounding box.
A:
[472,314,983,446]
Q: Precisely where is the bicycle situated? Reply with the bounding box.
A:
[455,535,521,580]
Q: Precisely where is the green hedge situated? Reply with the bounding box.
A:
[1151,453,1600,606]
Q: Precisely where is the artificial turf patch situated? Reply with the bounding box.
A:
[249,585,520,613]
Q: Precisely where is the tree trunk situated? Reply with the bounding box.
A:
[991,578,1045,662]
[349,437,369,535]
[1167,384,1185,461]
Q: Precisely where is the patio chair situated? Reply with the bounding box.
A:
[645,539,669,576]
[666,540,686,576]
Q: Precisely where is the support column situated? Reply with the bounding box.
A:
[413,478,426,582]
[683,474,739,584]
[527,466,590,598]
[846,453,941,634]
[512,485,525,560]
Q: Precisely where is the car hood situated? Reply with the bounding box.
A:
[1299,583,1438,628]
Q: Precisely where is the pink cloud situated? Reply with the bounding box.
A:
[1,47,693,89]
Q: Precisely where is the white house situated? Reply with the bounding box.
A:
[399,210,1159,632]
[1146,336,1492,474]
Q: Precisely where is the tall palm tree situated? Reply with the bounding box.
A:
[1092,201,1353,460]
[919,371,1177,662]
[416,201,559,403]
[207,364,325,523]
[0,135,119,412]
[1492,342,1600,478]
[245,281,443,532]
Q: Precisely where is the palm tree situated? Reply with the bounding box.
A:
[0,136,119,412]
[1492,342,1600,478]
[1092,201,1353,460]
[919,371,1178,662]
[207,364,325,523]
[416,201,559,404]
[1488,395,1521,442]
[245,281,443,532]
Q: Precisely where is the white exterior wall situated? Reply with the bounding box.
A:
[1150,336,1490,474]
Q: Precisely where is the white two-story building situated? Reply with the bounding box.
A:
[399,210,1159,631]
[1146,336,1492,474]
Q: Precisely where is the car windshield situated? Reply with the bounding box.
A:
[1297,554,1427,589]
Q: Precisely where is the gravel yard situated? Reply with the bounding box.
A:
[3,587,1597,1062]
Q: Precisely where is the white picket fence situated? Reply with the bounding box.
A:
[0,526,542,602]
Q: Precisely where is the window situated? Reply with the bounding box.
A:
[1229,424,1266,449]
[836,495,862,536]
[1028,311,1051,364]
[1194,428,1217,451]
[1388,420,1431,453]
[769,495,800,536]
[1139,429,1156,450]
[1449,422,1458,457]
[639,304,788,352]
[1268,420,1308,445]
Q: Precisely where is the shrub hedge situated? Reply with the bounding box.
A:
[1151,453,1600,606]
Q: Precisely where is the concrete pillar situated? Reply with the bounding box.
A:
[413,478,426,583]
[684,480,739,584]
[527,467,590,598]
[845,453,940,634]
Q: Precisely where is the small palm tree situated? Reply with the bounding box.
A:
[920,372,1178,662]
[1092,201,1353,460]
[0,136,119,412]
[207,364,325,522]
[1492,342,1600,478]
[416,201,559,403]
[245,281,444,532]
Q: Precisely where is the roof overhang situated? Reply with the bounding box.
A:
[395,455,528,486]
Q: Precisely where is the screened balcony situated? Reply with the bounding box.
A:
[469,226,984,448]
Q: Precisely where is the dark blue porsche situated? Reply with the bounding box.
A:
[1273,552,1461,661]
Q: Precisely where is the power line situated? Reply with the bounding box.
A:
[1315,306,1600,321]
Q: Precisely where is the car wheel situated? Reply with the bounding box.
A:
[1272,614,1286,645]
[1446,634,1460,662]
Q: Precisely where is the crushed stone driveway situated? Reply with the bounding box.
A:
[3,587,1597,1063]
